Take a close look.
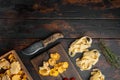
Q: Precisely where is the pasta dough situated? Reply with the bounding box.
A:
[90,69,105,80]
[76,49,100,71]
[69,36,92,57]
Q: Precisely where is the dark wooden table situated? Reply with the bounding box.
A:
[0,0,120,80]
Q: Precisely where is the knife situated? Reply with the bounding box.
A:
[21,33,64,55]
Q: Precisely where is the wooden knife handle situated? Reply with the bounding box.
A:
[43,33,64,47]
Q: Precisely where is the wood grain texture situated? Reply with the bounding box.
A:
[0,0,120,19]
[0,38,119,80]
[0,38,39,56]
[0,20,120,39]
[0,1,120,79]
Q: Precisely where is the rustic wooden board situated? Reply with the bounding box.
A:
[0,20,120,39]
[31,44,82,80]
[0,0,120,19]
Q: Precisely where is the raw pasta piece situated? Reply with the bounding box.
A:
[69,36,92,57]
[76,49,100,71]
[90,69,105,80]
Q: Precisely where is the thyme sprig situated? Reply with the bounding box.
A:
[99,40,120,69]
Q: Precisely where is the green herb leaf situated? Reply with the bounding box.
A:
[99,40,120,69]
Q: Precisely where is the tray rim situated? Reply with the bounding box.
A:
[0,50,33,80]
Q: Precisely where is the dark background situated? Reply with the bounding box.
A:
[0,0,120,80]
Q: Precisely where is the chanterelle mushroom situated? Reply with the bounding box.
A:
[10,61,21,74]
[0,59,10,69]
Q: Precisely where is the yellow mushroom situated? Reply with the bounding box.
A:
[10,61,21,74]
[2,75,10,80]
[12,75,21,80]
[62,62,69,69]
[5,70,11,76]
[50,53,60,60]
[39,67,50,76]
[43,62,49,67]
[48,58,56,66]
[57,67,66,73]
[50,69,59,77]
[54,62,68,74]
[39,53,69,77]
[8,54,16,62]
[22,74,27,80]
[0,59,10,69]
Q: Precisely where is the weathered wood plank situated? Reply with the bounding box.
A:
[0,19,119,39]
[0,0,120,19]
[31,44,82,80]
[0,38,39,56]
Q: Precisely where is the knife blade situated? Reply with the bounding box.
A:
[21,33,64,55]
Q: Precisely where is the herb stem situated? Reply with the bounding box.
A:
[99,40,120,69]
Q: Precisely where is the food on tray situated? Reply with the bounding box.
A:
[39,52,69,77]
[8,54,16,62]
[61,62,69,69]
[69,36,92,57]
[12,75,21,80]
[0,53,28,80]
[63,77,76,80]
[90,69,105,80]
[43,62,49,67]
[10,61,21,74]
[76,49,100,71]
[49,69,59,77]
[63,77,69,80]
[48,53,60,66]
[39,61,50,76]
[50,53,60,60]
[53,62,68,73]
[39,66,50,76]
[0,58,10,69]
[1,75,10,80]
[70,77,76,80]
[48,58,56,66]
